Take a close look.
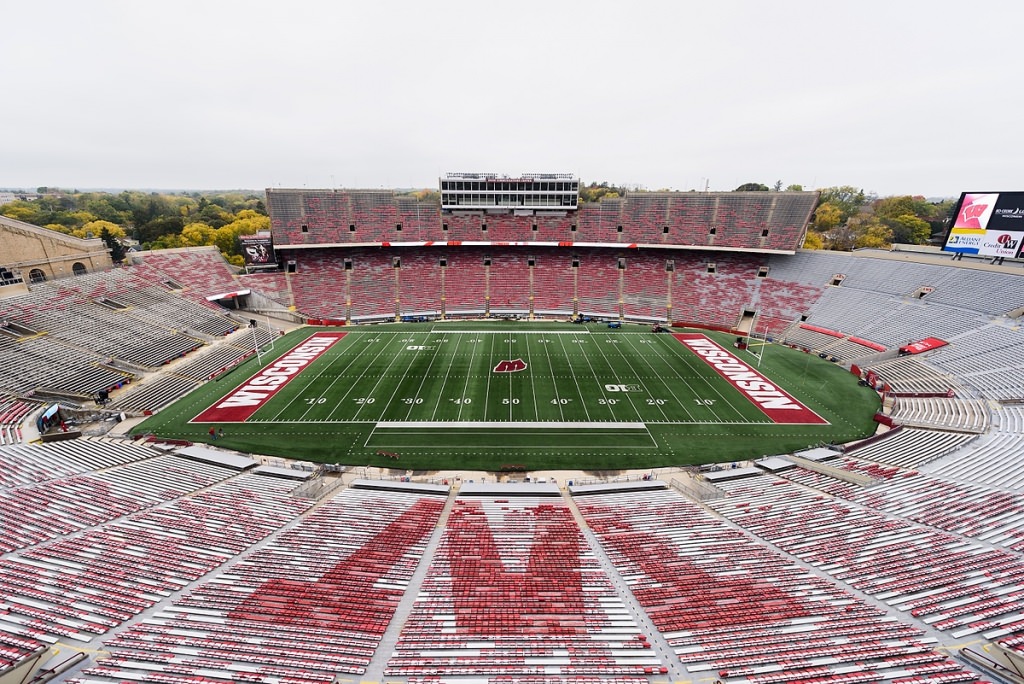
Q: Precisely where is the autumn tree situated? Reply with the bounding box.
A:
[579,182,626,203]
[74,220,125,240]
[812,202,843,231]
[803,230,825,249]
[818,186,869,223]
[853,221,893,249]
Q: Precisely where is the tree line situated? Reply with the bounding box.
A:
[2,185,955,264]
[799,186,954,251]
[0,190,269,267]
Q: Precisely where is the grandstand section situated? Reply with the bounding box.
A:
[267,187,817,253]
[577,486,980,683]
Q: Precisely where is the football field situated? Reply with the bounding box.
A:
[140,322,880,469]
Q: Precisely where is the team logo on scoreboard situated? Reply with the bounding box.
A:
[954,193,999,229]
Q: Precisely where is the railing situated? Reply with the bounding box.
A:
[786,454,879,487]
[669,475,726,502]
[290,473,346,500]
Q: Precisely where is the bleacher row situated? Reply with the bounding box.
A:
[576,488,978,684]
[266,190,818,251]
[0,267,244,402]
[775,452,1024,554]
[109,327,277,414]
[709,475,1024,641]
[71,488,443,683]
[0,437,1015,682]
[386,496,662,677]
[0,397,36,445]
[0,452,310,657]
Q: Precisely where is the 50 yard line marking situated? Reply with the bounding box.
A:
[508,334,514,421]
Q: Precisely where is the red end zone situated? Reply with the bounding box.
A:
[192,332,347,423]
[673,333,828,425]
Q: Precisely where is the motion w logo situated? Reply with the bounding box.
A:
[493,358,527,373]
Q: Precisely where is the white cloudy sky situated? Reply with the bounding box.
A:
[2,0,1022,197]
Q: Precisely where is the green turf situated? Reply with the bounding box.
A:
[135,322,881,470]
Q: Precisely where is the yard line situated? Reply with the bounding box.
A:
[267,332,386,421]
[430,333,467,421]
[508,334,514,421]
[554,333,593,421]
[569,334,635,421]
[541,334,566,421]
[638,334,755,421]
[350,333,429,421]
[609,335,699,422]
[524,335,541,421]
[480,334,495,421]
[400,333,451,421]
[589,333,673,421]
[457,334,486,420]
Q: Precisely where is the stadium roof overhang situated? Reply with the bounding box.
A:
[270,241,796,256]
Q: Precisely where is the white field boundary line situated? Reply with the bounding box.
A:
[365,422,659,449]
[376,421,647,429]
[426,330,594,334]
[364,442,661,451]
[245,418,765,425]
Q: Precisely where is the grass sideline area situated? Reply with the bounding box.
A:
[134,322,881,470]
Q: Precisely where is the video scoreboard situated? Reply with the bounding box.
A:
[943,191,1024,259]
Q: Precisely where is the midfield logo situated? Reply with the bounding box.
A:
[493,358,527,373]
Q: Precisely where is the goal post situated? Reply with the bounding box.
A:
[743,315,771,368]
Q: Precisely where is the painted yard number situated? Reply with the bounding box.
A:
[605,384,641,392]
[502,398,520,405]
[305,397,326,405]
[695,398,716,405]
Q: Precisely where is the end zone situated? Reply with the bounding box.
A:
[673,333,828,425]
[191,332,347,423]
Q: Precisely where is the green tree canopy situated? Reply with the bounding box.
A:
[818,186,869,223]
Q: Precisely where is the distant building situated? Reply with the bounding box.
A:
[0,191,41,205]
[0,215,112,293]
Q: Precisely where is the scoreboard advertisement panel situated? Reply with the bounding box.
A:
[943,191,1024,258]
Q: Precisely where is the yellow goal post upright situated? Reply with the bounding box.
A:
[743,311,771,369]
